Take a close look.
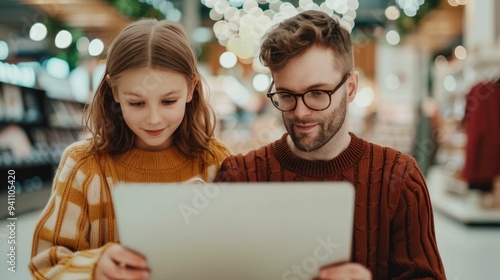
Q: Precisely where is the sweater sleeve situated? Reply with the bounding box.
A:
[29,142,116,279]
[202,139,232,182]
[214,154,250,182]
[388,158,446,280]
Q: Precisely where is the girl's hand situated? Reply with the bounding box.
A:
[95,244,150,280]
[316,262,372,280]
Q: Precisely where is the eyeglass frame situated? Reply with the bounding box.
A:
[266,72,352,112]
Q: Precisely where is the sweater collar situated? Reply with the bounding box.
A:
[273,132,365,177]
[114,145,187,170]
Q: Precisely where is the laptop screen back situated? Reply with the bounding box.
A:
[112,182,355,280]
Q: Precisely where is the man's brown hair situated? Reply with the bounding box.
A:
[260,10,354,75]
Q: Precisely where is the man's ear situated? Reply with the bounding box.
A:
[346,71,359,103]
[187,76,199,103]
[106,74,119,102]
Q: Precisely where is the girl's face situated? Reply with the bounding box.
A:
[111,68,194,151]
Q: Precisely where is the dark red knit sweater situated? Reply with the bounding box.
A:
[215,133,446,279]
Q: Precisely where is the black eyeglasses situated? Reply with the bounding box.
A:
[266,73,351,112]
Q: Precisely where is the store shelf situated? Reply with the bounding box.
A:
[0,184,51,220]
[427,167,500,226]
[0,82,83,219]
[432,192,500,226]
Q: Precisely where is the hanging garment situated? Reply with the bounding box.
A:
[462,81,500,191]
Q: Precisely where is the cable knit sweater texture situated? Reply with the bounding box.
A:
[215,133,446,280]
[29,139,230,279]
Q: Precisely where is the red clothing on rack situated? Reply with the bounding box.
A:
[462,81,500,187]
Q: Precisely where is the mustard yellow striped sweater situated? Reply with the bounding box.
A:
[29,139,230,279]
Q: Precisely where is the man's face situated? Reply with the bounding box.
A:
[271,45,356,152]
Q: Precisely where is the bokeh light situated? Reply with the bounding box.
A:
[454,45,467,60]
[76,37,90,54]
[252,73,270,92]
[88,39,104,57]
[385,74,401,90]
[219,51,238,68]
[29,23,48,41]
[434,55,448,70]
[354,87,374,108]
[443,75,457,92]
[55,30,72,49]
[0,40,9,60]
[45,57,70,79]
[386,30,401,45]
[396,0,424,17]
[385,5,400,20]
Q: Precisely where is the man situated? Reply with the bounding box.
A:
[215,10,446,280]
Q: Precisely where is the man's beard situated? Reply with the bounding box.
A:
[284,94,347,152]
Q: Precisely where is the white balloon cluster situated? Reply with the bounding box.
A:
[201,0,359,73]
[395,0,426,17]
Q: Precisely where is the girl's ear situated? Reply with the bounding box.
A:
[106,74,119,102]
[187,76,199,103]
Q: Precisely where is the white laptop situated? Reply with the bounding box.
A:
[112,182,355,280]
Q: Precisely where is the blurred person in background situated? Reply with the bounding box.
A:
[29,19,230,280]
[412,96,443,176]
[216,10,445,280]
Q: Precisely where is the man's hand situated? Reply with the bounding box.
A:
[316,262,371,280]
[95,244,150,280]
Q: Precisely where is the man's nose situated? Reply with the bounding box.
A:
[293,96,312,117]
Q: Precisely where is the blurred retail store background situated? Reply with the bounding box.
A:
[0,0,499,279]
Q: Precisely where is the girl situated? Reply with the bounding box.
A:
[30,19,231,280]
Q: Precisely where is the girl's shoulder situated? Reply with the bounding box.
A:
[59,139,103,170]
[201,138,232,165]
[51,139,107,187]
[62,139,93,158]
[208,138,232,155]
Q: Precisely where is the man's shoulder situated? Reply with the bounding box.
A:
[361,137,417,166]
[229,142,274,160]
[221,141,276,168]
